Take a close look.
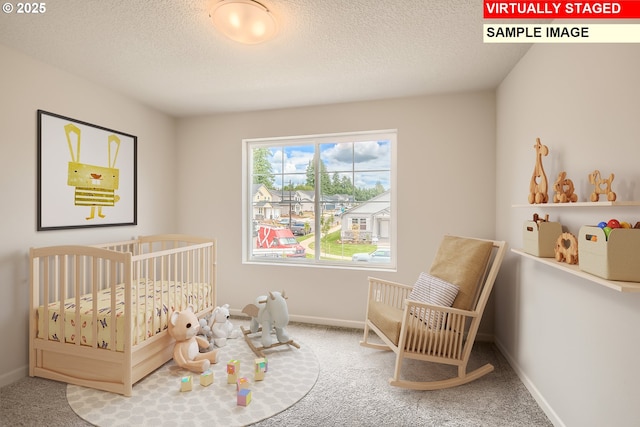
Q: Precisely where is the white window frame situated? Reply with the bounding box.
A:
[242,129,397,270]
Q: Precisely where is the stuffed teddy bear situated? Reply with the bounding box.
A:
[168,305,219,373]
[209,304,242,347]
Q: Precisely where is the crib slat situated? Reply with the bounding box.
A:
[74,255,81,347]
[59,255,66,348]
[91,257,99,349]
[42,257,49,343]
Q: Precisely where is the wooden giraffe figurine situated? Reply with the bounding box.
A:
[528,138,549,204]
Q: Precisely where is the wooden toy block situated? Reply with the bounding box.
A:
[256,357,268,372]
[200,370,214,387]
[180,376,192,392]
[227,359,240,384]
[254,357,268,381]
[227,360,240,374]
[236,377,250,391]
[237,388,252,406]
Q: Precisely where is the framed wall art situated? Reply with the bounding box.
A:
[37,110,137,230]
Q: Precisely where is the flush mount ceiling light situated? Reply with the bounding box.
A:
[211,0,277,44]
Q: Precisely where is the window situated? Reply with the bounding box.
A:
[352,218,367,231]
[243,129,396,269]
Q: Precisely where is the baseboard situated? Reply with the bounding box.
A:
[475,332,494,342]
[493,338,565,427]
[230,311,497,338]
[229,309,365,330]
[0,365,28,388]
[289,313,365,329]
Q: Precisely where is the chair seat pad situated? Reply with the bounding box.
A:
[369,301,464,358]
[368,301,403,345]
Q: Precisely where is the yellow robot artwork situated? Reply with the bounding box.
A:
[64,123,121,220]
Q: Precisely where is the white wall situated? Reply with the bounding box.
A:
[175,93,497,328]
[0,44,178,386]
[495,43,640,427]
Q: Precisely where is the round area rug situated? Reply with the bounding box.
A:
[67,336,318,427]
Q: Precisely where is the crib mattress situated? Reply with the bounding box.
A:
[37,280,212,352]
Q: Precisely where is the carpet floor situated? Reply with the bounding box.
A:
[1,321,552,427]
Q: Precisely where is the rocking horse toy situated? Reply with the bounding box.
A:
[529,138,549,204]
[241,290,300,357]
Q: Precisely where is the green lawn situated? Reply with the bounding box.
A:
[303,230,376,257]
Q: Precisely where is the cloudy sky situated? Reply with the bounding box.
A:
[266,139,391,190]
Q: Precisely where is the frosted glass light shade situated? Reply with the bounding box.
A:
[211,0,277,44]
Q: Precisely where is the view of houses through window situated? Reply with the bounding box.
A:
[244,130,396,268]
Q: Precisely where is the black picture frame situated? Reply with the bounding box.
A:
[37,110,137,230]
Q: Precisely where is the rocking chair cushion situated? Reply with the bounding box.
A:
[368,301,403,345]
[429,236,493,311]
[368,274,458,345]
[368,300,462,351]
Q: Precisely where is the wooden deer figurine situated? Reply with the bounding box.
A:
[528,138,549,204]
[589,170,617,202]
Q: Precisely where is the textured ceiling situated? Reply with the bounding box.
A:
[0,0,531,117]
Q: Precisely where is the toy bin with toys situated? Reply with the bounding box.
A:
[523,217,563,257]
[578,225,640,282]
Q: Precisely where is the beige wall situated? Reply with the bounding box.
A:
[0,44,178,386]
[495,43,640,427]
[175,93,497,328]
[0,41,498,386]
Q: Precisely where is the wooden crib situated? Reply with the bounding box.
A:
[29,234,216,396]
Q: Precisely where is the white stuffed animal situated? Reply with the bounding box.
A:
[210,304,241,347]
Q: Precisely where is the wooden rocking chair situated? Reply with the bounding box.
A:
[360,235,507,390]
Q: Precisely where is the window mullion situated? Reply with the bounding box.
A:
[313,143,321,262]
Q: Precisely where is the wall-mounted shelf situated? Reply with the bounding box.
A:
[512,201,640,208]
[512,248,640,293]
